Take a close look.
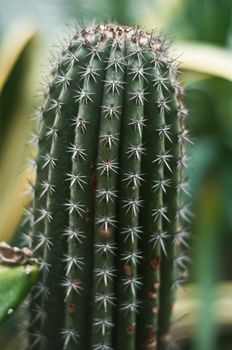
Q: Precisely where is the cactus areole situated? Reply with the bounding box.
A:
[27,23,190,350]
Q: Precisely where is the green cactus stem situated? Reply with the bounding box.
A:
[25,23,191,350]
[0,242,38,325]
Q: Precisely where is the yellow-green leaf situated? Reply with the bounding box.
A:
[175,42,232,81]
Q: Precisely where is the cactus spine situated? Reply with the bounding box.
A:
[26,23,190,350]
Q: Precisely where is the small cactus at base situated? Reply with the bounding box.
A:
[0,242,38,325]
[25,23,190,350]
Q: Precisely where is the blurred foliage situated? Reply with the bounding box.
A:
[165,1,232,349]
[66,0,133,24]
[166,0,232,46]
[172,282,232,349]
[0,24,38,242]
[64,0,156,25]
[191,180,221,350]
[175,43,232,82]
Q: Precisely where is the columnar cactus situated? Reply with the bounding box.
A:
[25,23,190,350]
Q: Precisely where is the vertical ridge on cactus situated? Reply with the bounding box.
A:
[25,23,190,350]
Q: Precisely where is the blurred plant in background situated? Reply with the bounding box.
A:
[0,0,232,349]
[0,23,38,243]
[0,22,39,350]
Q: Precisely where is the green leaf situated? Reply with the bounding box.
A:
[0,264,38,325]
[0,24,37,155]
[0,23,38,243]
[175,42,232,81]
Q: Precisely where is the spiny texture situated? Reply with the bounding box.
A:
[25,23,191,350]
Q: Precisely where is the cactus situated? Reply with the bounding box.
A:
[25,23,190,350]
[0,242,38,325]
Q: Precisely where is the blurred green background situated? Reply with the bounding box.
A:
[0,0,232,349]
